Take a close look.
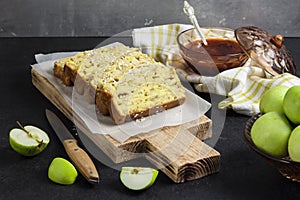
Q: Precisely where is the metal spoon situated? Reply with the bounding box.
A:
[183,1,208,45]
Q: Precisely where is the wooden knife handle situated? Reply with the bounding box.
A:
[63,139,99,184]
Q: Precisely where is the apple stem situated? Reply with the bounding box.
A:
[16,121,43,146]
[132,168,139,174]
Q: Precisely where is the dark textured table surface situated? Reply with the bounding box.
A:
[0,37,300,200]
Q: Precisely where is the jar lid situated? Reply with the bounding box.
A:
[235,26,296,76]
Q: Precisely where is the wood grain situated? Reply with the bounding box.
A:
[32,69,220,183]
[63,139,99,183]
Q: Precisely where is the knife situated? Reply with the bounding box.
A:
[45,109,99,184]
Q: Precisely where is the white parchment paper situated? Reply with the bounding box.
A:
[32,50,211,143]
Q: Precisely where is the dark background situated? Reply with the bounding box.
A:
[0,0,300,199]
[0,0,299,37]
[0,37,299,200]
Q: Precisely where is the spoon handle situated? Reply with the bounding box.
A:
[183,1,208,45]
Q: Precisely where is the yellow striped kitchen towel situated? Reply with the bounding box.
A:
[132,24,300,116]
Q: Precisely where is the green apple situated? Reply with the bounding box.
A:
[120,167,159,190]
[48,157,78,185]
[9,122,50,156]
[250,112,292,157]
[288,125,300,162]
[259,86,289,114]
[283,85,300,124]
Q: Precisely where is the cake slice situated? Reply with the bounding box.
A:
[53,57,72,85]
[97,63,186,124]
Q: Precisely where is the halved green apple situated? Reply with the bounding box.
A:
[9,122,50,156]
[120,167,159,190]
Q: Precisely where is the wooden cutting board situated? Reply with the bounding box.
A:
[31,69,220,183]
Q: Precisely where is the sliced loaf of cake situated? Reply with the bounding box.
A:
[54,45,186,124]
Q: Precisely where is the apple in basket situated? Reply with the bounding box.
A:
[283,86,300,124]
[250,112,292,158]
[288,126,300,162]
[259,86,289,114]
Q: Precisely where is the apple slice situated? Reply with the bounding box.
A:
[9,122,50,156]
[120,167,159,190]
[48,157,78,185]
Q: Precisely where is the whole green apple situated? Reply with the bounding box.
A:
[283,85,300,124]
[288,125,300,162]
[259,86,289,114]
[250,112,292,157]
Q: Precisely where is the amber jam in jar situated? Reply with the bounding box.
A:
[179,37,248,76]
[187,38,243,56]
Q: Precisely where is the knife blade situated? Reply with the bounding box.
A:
[45,109,99,184]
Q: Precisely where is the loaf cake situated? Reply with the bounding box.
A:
[54,45,186,124]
